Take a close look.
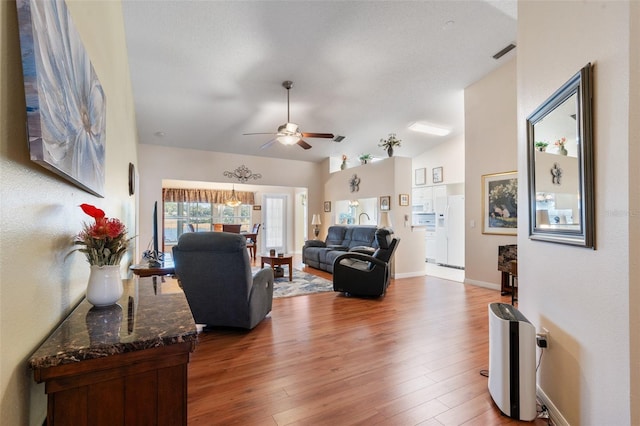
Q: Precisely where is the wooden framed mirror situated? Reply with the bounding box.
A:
[527,63,594,248]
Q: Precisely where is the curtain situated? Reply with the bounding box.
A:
[162,188,255,205]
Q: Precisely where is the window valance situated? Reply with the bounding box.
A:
[162,188,255,205]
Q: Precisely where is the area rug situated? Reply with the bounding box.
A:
[252,267,334,298]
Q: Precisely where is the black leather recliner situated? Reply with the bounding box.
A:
[332,228,400,297]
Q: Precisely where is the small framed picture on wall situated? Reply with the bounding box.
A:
[399,194,409,206]
[415,168,426,186]
[380,196,391,211]
[432,166,443,183]
[324,201,331,212]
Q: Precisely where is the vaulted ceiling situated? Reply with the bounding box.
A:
[122,0,517,163]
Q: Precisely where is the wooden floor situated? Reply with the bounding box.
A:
[187,260,549,425]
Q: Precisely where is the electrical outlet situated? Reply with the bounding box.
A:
[536,328,549,349]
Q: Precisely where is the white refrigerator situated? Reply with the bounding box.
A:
[435,194,465,268]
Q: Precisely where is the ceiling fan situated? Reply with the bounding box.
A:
[243,80,339,150]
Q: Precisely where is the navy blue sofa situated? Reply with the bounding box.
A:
[302,225,380,273]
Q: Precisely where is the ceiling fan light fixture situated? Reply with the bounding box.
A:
[277,134,300,145]
[409,122,451,136]
[279,122,299,133]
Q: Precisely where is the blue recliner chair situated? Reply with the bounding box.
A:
[332,228,400,297]
[172,232,274,330]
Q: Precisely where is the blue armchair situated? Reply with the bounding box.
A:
[332,228,399,297]
[172,231,274,329]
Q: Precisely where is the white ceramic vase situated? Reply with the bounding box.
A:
[86,265,123,307]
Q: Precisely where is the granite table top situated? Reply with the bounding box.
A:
[29,276,198,371]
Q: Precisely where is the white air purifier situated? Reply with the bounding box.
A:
[488,303,537,421]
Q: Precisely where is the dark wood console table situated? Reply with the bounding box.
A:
[29,276,197,425]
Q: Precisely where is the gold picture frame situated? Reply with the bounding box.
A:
[399,194,409,206]
[482,171,518,235]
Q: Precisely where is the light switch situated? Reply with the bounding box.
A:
[470,220,476,228]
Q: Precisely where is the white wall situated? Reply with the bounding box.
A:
[518,2,634,424]
[0,1,138,424]
[629,3,640,423]
[413,135,465,186]
[137,144,326,256]
[464,58,517,290]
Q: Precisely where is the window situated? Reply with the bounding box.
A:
[163,202,251,250]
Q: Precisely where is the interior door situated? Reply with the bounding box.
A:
[263,194,287,253]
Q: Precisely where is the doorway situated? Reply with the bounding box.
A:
[263,194,287,253]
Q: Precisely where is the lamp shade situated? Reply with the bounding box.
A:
[311,214,321,225]
[378,211,392,228]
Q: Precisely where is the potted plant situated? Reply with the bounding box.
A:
[554,137,567,155]
[359,153,372,164]
[535,141,549,152]
[72,204,131,307]
[378,133,401,157]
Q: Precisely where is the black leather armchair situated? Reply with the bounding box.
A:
[332,228,400,297]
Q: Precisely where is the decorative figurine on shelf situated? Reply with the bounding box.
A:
[378,133,402,157]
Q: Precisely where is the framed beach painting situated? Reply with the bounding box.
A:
[482,171,518,235]
[16,0,107,197]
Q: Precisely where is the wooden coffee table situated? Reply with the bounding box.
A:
[130,262,175,277]
[260,254,293,281]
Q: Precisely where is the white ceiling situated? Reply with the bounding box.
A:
[122,0,517,163]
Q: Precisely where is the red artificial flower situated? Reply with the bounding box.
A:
[105,218,126,238]
[73,204,130,266]
[80,203,105,220]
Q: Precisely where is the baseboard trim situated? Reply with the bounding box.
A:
[537,386,570,426]
[393,270,427,279]
[464,278,500,291]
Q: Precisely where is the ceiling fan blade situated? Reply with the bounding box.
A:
[297,139,312,150]
[301,132,334,139]
[259,139,278,150]
[243,132,277,136]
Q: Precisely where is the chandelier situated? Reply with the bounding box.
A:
[225,185,242,207]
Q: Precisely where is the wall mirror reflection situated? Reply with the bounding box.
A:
[335,198,378,225]
[527,63,594,248]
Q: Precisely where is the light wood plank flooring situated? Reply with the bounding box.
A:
[187,259,548,425]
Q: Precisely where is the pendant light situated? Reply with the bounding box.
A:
[225,185,241,207]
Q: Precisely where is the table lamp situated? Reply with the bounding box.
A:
[378,211,393,229]
[311,214,321,239]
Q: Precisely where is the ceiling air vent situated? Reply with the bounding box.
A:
[492,43,516,60]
